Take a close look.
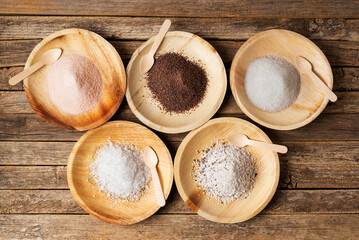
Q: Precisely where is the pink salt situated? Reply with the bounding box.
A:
[47,54,102,115]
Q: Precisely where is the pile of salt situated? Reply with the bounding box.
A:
[244,56,300,112]
[193,144,257,204]
[90,141,151,202]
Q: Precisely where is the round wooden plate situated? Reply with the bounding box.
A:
[67,121,173,225]
[174,117,279,223]
[126,31,227,134]
[24,28,126,131]
[230,29,333,130]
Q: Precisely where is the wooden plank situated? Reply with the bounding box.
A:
[0,166,67,189]
[0,142,73,165]
[2,66,358,91]
[1,17,359,41]
[1,91,358,115]
[1,214,358,239]
[0,0,358,18]
[0,112,358,142]
[1,158,358,189]
[1,39,358,67]
[0,189,358,214]
[1,141,357,166]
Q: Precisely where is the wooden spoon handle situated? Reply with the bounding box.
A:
[247,140,288,154]
[149,19,171,55]
[9,60,45,86]
[151,167,166,207]
[308,71,337,102]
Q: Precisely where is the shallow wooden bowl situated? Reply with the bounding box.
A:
[67,121,173,225]
[174,117,279,223]
[24,28,126,131]
[230,29,333,130]
[126,31,227,134]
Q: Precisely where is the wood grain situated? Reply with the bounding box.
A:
[2,66,358,91]
[0,0,358,18]
[1,189,358,214]
[2,157,358,189]
[0,17,358,41]
[2,91,359,115]
[1,141,358,166]
[1,214,358,239]
[0,112,358,142]
[1,39,358,67]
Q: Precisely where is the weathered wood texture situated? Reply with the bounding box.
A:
[2,91,359,115]
[1,214,358,239]
[1,189,358,214]
[0,6,358,237]
[2,66,358,91]
[0,112,358,142]
[1,158,358,189]
[0,0,358,17]
[1,141,357,166]
[0,17,359,41]
[1,39,358,67]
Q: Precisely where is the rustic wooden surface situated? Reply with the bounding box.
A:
[0,1,359,239]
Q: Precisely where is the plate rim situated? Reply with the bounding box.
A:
[126,30,227,134]
[67,120,174,225]
[174,117,280,223]
[230,29,333,130]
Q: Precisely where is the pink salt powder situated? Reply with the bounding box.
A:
[47,54,102,115]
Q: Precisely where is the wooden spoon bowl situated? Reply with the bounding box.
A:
[67,121,173,225]
[24,28,126,131]
[174,117,279,223]
[230,29,333,130]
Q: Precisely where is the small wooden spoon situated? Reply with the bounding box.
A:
[228,133,288,154]
[295,56,337,102]
[9,48,62,86]
[144,146,166,207]
[139,19,171,75]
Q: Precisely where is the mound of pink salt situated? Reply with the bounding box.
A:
[47,54,102,115]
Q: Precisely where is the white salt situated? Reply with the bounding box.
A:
[193,144,257,204]
[90,141,151,202]
[244,56,300,112]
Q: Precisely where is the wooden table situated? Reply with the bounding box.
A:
[0,1,358,239]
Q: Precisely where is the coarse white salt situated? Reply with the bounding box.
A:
[244,56,301,112]
[90,141,151,202]
[193,144,257,204]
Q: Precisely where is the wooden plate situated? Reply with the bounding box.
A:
[230,29,333,130]
[174,117,279,223]
[67,121,173,225]
[24,28,126,131]
[126,31,227,134]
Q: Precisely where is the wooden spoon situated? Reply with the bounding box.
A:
[144,146,166,207]
[139,19,171,75]
[228,133,288,154]
[295,56,337,102]
[9,48,62,86]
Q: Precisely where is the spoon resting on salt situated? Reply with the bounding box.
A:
[228,133,288,154]
[144,146,166,207]
[9,48,62,86]
[139,19,171,75]
[295,56,337,102]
